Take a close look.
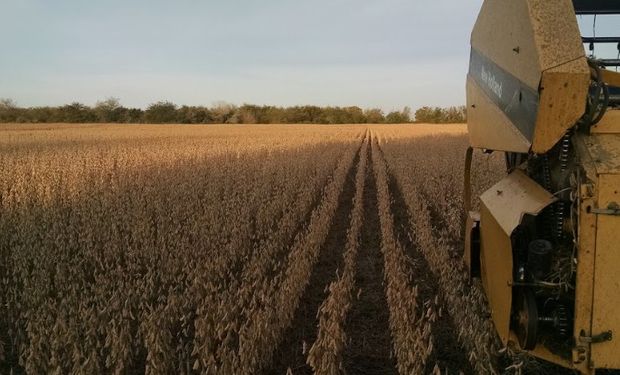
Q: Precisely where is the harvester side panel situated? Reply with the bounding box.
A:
[466,76,531,153]
[592,174,620,368]
[479,170,556,344]
[583,134,620,369]
[479,204,513,344]
[467,0,589,154]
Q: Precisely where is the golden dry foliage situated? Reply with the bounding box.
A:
[0,123,511,375]
[194,131,361,373]
[306,132,369,374]
[376,129,505,373]
[371,133,435,374]
[0,124,363,374]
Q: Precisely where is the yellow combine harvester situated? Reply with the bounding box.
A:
[463,0,620,373]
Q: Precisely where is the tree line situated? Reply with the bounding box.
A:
[0,98,466,124]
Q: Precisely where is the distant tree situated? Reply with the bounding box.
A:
[192,106,213,124]
[414,106,434,123]
[144,101,177,123]
[211,101,236,124]
[176,105,212,124]
[401,106,412,122]
[26,107,55,123]
[236,105,259,124]
[59,102,96,123]
[281,106,319,123]
[0,98,16,109]
[0,98,18,122]
[414,105,466,123]
[122,108,145,123]
[385,107,412,123]
[364,108,385,123]
[385,111,405,124]
[343,106,366,123]
[319,107,345,124]
[176,106,192,124]
[445,105,467,123]
[94,97,122,123]
[259,106,282,123]
[0,101,453,125]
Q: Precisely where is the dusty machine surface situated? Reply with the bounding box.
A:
[464,0,620,373]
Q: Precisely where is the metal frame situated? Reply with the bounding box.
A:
[582,37,620,44]
[573,0,620,14]
[599,59,620,67]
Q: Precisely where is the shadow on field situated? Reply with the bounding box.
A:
[417,188,464,256]
[342,142,397,375]
[386,169,474,375]
[265,146,361,375]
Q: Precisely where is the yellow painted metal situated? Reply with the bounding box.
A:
[467,1,620,372]
[591,110,620,134]
[601,69,620,88]
[527,1,586,71]
[479,170,556,344]
[573,190,598,372]
[468,0,590,154]
[505,188,598,373]
[532,59,590,153]
[471,0,541,91]
[508,332,579,371]
[471,0,585,91]
[565,132,620,371]
[591,174,620,368]
[479,204,513,344]
[529,344,576,370]
[466,76,531,152]
[480,169,556,235]
[582,132,620,174]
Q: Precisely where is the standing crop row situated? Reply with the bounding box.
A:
[306,132,369,374]
[377,132,504,373]
[379,134,503,238]
[187,139,359,373]
[371,134,436,374]
[0,125,364,374]
[215,134,362,374]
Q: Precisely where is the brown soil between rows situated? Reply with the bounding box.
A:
[386,170,474,375]
[342,141,397,375]
[265,144,362,374]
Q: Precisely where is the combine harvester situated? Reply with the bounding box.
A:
[463,0,620,373]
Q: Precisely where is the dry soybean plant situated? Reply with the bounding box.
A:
[0,124,363,374]
[1,123,523,375]
[306,133,369,374]
[378,130,506,373]
[191,133,362,374]
[371,134,436,374]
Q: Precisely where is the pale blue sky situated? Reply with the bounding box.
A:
[0,1,617,110]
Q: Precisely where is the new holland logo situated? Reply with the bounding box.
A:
[480,66,503,100]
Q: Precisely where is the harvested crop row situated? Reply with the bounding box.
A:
[378,139,501,373]
[306,132,369,374]
[192,134,362,374]
[371,133,434,374]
